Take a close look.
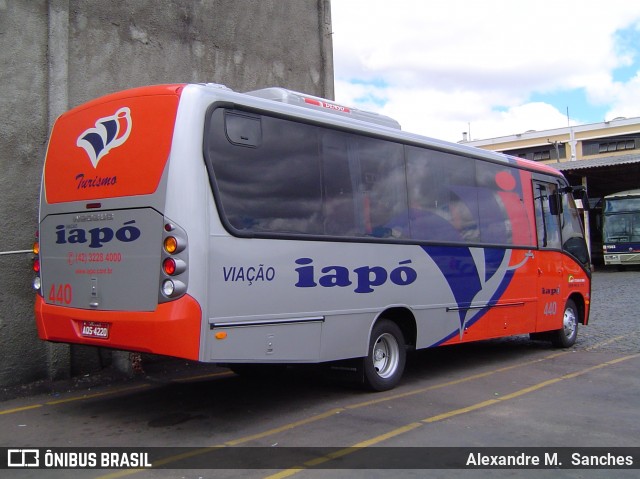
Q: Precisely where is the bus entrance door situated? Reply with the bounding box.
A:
[533,182,565,332]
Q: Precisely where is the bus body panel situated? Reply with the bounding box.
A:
[43,85,183,204]
[35,294,201,360]
[39,207,163,311]
[34,83,591,372]
[36,84,207,359]
[204,240,545,362]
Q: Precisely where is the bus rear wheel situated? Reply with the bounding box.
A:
[551,299,579,348]
[363,319,406,391]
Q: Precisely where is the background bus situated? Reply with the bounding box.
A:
[602,189,640,267]
[33,84,591,391]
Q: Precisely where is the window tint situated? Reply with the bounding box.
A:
[321,131,408,238]
[406,148,533,246]
[209,109,323,234]
[207,109,407,238]
[225,111,262,147]
[561,193,589,264]
[604,212,640,243]
[534,182,562,249]
[476,163,533,246]
[604,197,640,213]
[205,107,536,248]
[406,148,478,243]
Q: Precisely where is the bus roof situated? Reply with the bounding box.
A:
[605,189,640,199]
[53,82,566,182]
[245,87,402,130]
[236,86,563,179]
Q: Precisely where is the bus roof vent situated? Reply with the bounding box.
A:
[201,83,233,91]
[245,87,401,130]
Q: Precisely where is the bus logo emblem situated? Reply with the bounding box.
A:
[77,107,132,168]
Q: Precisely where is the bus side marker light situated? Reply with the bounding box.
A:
[215,331,228,340]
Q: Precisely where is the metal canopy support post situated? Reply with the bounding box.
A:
[582,176,592,264]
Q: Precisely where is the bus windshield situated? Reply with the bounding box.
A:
[603,197,640,243]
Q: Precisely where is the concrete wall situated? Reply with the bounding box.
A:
[0,0,333,388]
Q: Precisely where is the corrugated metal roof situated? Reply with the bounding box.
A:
[552,153,640,171]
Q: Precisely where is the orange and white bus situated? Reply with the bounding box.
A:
[34,83,591,390]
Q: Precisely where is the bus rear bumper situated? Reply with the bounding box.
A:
[35,295,202,361]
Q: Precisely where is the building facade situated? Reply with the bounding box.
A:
[465,117,640,265]
[0,0,333,388]
[465,117,640,198]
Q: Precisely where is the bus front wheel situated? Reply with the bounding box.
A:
[363,319,406,391]
[551,299,579,348]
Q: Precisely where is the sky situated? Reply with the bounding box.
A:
[330,0,640,143]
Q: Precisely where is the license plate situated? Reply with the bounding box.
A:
[80,321,110,339]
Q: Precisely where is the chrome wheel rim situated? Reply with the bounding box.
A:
[563,307,577,339]
[372,332,400,379]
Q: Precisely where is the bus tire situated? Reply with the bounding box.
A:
[363,319,406,391]
[551,299,579,348]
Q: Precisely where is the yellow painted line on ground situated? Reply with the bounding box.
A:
[0,370,233,414]
[7,335,616,478]
[0,333,617,417]
[344,350,570,411]
[0,384,153,415]
[268,422,427,478]
[264,352,640,479]
[95,410,346,479]
[95,350,574,478]
[0,404,43,415]
[171,370,235,382]
[585,331,639,351]
[45,384,152,405]
[223,408,345,446]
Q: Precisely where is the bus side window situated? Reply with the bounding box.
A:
[361,140,408,238]
[321,132,358,236]
[534,182,562,249]
[321,132,408,238]
[406,147,477,243]
[224,112,262,147]
[561,192,590,265]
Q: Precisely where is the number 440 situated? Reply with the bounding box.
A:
[543,301,557,316]
[49,283,72,305]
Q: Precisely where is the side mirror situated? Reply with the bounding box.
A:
[566,186,589,211]
[560,185,590,211]
[549,192,562,216]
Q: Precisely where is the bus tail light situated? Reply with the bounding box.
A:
[32,234,42,294]
[162,279,187,297]
[164,236,185,254]
[159,218,189,302]
[163,258,177,275]
[163,258,186,276]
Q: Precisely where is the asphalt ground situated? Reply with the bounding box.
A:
[0,268,639,478]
